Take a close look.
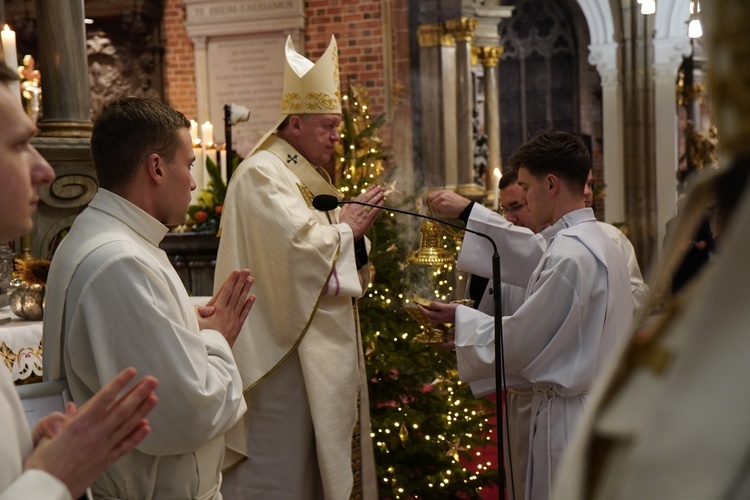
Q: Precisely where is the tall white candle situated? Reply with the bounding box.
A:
[1,25,17,73]
[493,168,501,211]
[201,121,214,147]
[219,146,227,183]
[204,147,217,190]
[2,25,19,102]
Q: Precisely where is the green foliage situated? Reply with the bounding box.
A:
[186,156,234,234]
[334,82,387,196]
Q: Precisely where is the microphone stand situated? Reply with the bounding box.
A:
[319,197,510,499]
[223,104,234,181]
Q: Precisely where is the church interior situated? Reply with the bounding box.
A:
[3,0,749,498]
[0,0,717,273]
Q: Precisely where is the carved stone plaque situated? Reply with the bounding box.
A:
[186,0,300,24]
[207,35,286,155]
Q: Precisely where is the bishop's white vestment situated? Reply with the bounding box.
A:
[214,136,377,500]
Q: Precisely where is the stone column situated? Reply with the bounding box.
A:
[473,5,513,205]
[479,46,502,197]
[445,17,479,196]
[34,0,91,136]
[439,28,458,188]
[30,0,96,259]
[589,43,625,225]
[417,23,445,187]
[622,6,657,270]
[653,36,692,263]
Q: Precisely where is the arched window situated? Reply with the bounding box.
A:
[499,0,579,167]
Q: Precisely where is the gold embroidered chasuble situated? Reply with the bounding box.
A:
[215,135,376,499]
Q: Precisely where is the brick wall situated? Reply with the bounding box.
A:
[305,0,387,113]
[161,1,408,124]
[163,0,197,119]
[161,1,411,170]
[305,0,412,169]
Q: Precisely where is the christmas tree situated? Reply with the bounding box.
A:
[335,83,499,498]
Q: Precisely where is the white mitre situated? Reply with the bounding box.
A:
[281,34,341,115]
[249,35,341,156]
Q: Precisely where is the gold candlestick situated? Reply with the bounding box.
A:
[18,234,33,260]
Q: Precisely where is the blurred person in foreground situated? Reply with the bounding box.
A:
[553,12,750,487]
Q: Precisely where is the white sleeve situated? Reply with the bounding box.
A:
[455,252,583,387]
[453,306,527,389]
[325,223,366,297]
[598,222,650,317]
[459,203,546,287]
[618,234,649,317]
[69,254,245,456]
[0,470,71,500]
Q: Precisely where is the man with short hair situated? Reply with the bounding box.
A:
[0,63,158,499]
[215,35,381,499]
[422,130,633,500]
[429,169,551,500]
[44,97,254,499]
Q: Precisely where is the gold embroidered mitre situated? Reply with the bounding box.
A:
[281,34,341,115]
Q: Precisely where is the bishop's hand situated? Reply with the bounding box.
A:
[339,185,386,239]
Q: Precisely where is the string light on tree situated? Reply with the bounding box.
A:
[334,81,497,498]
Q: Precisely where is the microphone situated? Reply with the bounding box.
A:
[312,193,512,499]
[312,194,343,211]
[313,194,486,239]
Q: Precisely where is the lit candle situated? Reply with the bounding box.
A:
[493,168,501,211]
[1,25,17,73]
[2,25,19,100]
[201,121,214,148]
[219,145,227,182]
[189,120,199,146]
[204,147,217,190]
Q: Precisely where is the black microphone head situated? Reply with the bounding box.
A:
[312,194,340,211]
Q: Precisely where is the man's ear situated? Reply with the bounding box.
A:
[546,174,559,195]
[146,153,164,184]
[288,115,303,137]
